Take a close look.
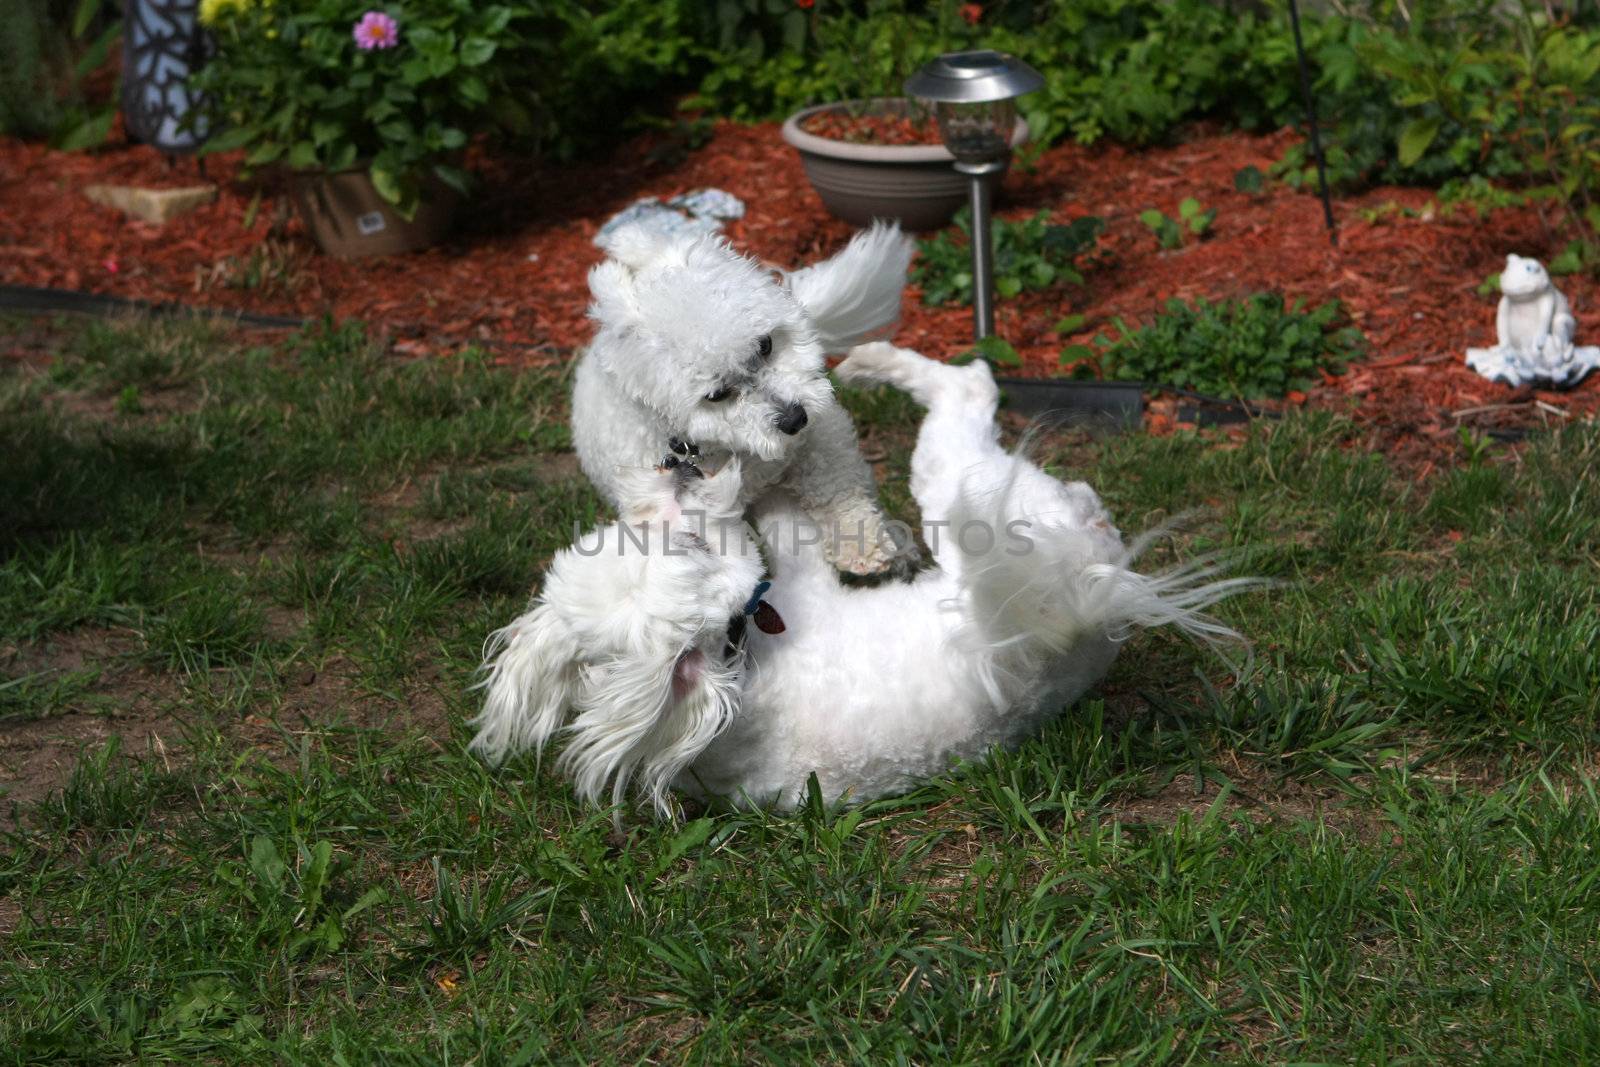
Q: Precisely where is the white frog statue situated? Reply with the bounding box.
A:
[1466,253,1600,388]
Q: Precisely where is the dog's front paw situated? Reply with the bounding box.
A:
[660,438,704,480]
[825,507,918,577]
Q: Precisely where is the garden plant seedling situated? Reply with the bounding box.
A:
[1139,198,1217,250]
[1095,293,1363,400]
[914,208,1103,307]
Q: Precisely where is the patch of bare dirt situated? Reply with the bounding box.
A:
[0,628,187,810]
[1112,766,1364,838]
[590,997,708,1064]
[0,694,184,812]
[1,627,461,816]
[0,895,21,939]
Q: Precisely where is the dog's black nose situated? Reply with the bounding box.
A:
[776,402,808,436]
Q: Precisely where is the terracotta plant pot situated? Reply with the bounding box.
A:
[291,170,460,258]
[781,98,1028,231]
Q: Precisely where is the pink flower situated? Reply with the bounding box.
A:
[353,11,399,50]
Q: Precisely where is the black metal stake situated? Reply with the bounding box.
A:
[1287,0,1337,246]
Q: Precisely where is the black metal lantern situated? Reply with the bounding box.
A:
[122,0,212,153]
[906,51,1044,340]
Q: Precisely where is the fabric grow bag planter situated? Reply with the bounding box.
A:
[291,171,460,258]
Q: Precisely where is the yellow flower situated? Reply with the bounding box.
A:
[198,0,248,26]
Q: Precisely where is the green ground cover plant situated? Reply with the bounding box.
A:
[0,0,118,148]
[1095,294,1365,399]
[3,316,1599,1061]
[912,208,1103,307]
[1139,198,1217,250]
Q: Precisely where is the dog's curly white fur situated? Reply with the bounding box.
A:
[472,458,765,817]
[571,222,914,575]
[475,344,1256,813]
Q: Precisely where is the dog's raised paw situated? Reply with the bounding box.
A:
[661,439,704,480]
[833,341,904,385]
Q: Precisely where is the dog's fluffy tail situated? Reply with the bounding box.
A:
[785,222,914,354]
[949,484,1260,704]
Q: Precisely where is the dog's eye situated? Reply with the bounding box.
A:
[704,385,734,402]
[756,334,773,359]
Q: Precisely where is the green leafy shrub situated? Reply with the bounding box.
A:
[687,0,1574,197]
[537,0,699,156]
[1096,294,1364,400]
[689,0,1310,145]
[691,1,962,120]
[1368,4,1600,262]
[1272,9,1528,194]
[0,0,71,138]
[193,0,565,214]
[913,208,1103,307]
[0,0,120,148]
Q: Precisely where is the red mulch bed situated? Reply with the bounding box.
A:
[4,118,1597,455]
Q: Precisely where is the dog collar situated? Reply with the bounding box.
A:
[743,580,785,635]
[742,580,770,617]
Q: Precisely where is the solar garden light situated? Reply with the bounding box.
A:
[906,50,1044,341]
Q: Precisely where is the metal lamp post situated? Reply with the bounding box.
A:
[906,50,1043,341]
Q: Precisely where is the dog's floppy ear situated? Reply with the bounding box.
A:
[596,222,680,273]
[587,259,638,321]
[588,224,670,321]
[589,224,703,325]
[469,604,579,767]
[784,222,914,354]
[560,648,740,820]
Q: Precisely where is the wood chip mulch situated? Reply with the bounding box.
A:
[4,118,1598,456]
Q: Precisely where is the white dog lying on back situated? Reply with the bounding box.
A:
[571,223,914,575]
[472,344,1254,814]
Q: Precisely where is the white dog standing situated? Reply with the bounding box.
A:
[474,344,1254,815]
[572,223,914,575]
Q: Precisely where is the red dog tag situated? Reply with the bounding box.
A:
[752,600,785,635]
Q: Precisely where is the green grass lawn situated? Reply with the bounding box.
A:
[2,314,1599,1064]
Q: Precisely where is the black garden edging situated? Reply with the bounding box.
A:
[995,377,1274,431]
[0,284,306,329]
[994,378,1143,430]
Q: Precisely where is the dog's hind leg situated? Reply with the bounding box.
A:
[836,342,1007,571]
